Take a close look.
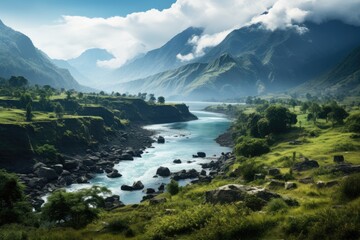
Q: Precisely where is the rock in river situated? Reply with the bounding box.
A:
[156,166,171,177]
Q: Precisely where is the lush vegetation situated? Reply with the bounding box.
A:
[1,77,360,239]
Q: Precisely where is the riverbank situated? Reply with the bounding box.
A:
[18,124,156,209]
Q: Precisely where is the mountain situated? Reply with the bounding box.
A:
[118,53,269,100]
[0,20,83,90]
[51,59,90,85]
[200,20,360,90]
[111,27,203,82]
[294,45,360,95]
[67,48,114,84]
[117,20,360,100]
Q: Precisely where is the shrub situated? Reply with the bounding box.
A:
[35,144,59,161]
[266,198,289,213]
[340,173,360,200]
[244,195,267,211]
[41,186,110,229]
[166,180,179,195]
[235,138,270,157]
[346,113,360,133]
[237,161,265,182]
[106,218,130,232]
[0,170,33,226]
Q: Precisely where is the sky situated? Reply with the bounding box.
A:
[1,0,360,69]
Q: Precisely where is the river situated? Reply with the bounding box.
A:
[68,102,232,204]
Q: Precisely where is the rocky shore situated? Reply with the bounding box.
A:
[17,124,155,210]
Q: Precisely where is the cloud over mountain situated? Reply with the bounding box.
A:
[16,0,360,68]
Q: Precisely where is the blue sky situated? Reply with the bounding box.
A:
[0,0,176,26]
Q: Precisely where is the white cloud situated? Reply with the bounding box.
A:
[177,30,233,61]
[251,0,360,32]
[13,0,360,69]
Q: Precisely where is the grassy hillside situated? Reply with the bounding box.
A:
[1,98,359,239]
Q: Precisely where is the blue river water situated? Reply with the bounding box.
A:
[68,102,232,204]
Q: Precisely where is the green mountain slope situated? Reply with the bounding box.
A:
[0,20,83,90]
[294,46,360,95]
[119,53,269,100]
[117,21,360,99]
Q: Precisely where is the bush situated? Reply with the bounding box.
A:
[235,138,270,157]
[41,186,110,229]
[237,161,265,182]
[340,173,360,200]
[35,144,59,161]
[346,113,360,133]
[266,198,289,213]
[244,195,267,211]
[283,205,360,240]
[0,170,33,226]
[166,180,179,195]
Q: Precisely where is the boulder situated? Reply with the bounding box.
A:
[118,154,134,161]
[292,159,319,171]
[83,159,95,166]
[172,169,199,180]
[156,166,171,177]
[158,183,165,191]
[63,160,79,170]
[299,177,314,184]
[268,180,285,189]
[285,182,297,190]
[333,155,345,163]
[157,136,165,144]
[149,198,167,205]
[316,180,339,188]
[200,170,207,176]
[107,170,122,178]
[58,175,74,186]
[121,185,134,191]
[33,162,46,170]
[76,176,89,184]
[133,181,144,190]
[331,164,360,174]
[144,188,156,194]
[121,181,144,191]
[197,152,206,158]
[205,184,281,204]
[52,164,63,175]
[268,168,281,176]
[173,159,182,164]
[36,167,58,181]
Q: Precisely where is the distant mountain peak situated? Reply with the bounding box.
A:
[72,48,114,62]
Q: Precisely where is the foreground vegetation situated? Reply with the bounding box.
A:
[1,77,360,239]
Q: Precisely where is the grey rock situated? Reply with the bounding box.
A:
[157,136,165,144]
[197,152,206,158]
[292,159,319,171]
[36,167,58,181]
[156,166,171,177]
[173,159,182,164]
[285,182,297,190]
[333,155,345,163]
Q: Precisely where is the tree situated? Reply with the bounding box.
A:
[235,138,270,157]
[0,170,32,226]
[257,118,270,138]
[148,94,156,104]
[77,92,84,99]
[166,180,179,195]
[265,105,297,133]
[54,103,64,119]
[8,76,28,88]
[309,102,321,123]
[157,96,165,104]
[25,103,32,121]
[20,93,32,108]
[41,186,110,228]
